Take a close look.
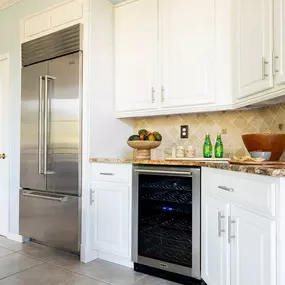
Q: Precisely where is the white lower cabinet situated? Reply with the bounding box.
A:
[230,206,276,285]
[89,163,132,264]
[91,182,130,258]
[202,196,230,285]
[202,168,277,285]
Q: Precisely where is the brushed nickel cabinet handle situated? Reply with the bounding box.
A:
[228,216,236,244]
[272,52,279,76]
[152,87,155,103]
[218,211,225,237]
[161,86,165,102]
[90,189,95,206]
[262,57,269,80]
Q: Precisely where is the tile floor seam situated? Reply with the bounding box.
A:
[131,274,146,285]
[0,262,44,281]
[44,261,113,285]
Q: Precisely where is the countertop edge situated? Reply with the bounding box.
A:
[89,158,285,177]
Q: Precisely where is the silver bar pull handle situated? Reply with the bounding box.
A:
[228,216,236,244]
[161,86,165,102]
[90,189,95,206]
[152,87,155,103]
[44,75,56,175]
[262,57,269,80]
[100,172,115,176]
[218,186,234,192]
[273,52,279,76]
[38,76,44,174]
[135,169,192,176]
[218,211,225,237]
[22,192,67,202]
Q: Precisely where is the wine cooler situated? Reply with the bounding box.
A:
[132,166,201,282]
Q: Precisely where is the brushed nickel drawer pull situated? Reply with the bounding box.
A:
[100,172,115,176]
[218,186,234,192]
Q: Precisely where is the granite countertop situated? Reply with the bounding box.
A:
[89,158,285,177]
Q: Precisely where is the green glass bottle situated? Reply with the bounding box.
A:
[215,133,224,158]
[203,133,212,158]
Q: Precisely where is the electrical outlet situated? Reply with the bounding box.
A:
[221,128,228,135]
[180,125,189,139]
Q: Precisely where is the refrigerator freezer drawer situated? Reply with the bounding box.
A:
[19,189,80,253]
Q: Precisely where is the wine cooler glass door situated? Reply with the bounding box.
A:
[133,167,201,279]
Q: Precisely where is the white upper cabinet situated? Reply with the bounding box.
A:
[22,0,88,42]
[236,0,274,99]
[115,0,233,118]
[230,205,276,285]
[160,0,215,108]
[115,0,158,112]
[274,0,285,86]
[202,196,230,285]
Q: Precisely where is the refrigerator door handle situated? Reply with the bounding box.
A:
[38,76,44,174]
[22,191,67,202]
[44,75,56,175]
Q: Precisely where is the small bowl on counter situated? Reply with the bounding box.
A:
[250,151,272,161]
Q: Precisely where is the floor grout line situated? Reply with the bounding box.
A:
[0,262,44,281]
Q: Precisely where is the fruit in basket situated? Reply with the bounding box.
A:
[129,129,162,142]
[153,132,162,141]
[128,135,140,141]
[138,129,148,136]
[148,134,156,141]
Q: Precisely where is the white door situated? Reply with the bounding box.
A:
[202,195,230,285]
[230,206,276,285]
[115,0,158,112]
[91,182,130,257]
[274,0,285,86]
[0,54,10,237]
[236,0,274,99]
[160,0,215,108]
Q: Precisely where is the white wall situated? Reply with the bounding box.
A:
[89,0,133,159]
[0,0,134,235]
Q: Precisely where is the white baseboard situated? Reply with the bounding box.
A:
[80,245,98,263]
[6,233,30,243]
[98,251,133,268]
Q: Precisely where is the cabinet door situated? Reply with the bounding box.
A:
[236,0,274,99]
[202,195,230,285]
[92,182,130,257]
[115,0,158,112]
[231,206,276,285]
[274,0,285,86]
[160,0,215,108]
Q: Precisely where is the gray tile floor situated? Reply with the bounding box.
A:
[0,236,179,285]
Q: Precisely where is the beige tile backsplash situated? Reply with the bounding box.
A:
[134,103,285,159]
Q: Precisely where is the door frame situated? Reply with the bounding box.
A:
[0,52,10,237]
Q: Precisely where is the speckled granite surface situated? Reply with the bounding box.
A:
[89,158,285,177]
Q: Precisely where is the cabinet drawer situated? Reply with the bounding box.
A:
[92,163,131,184]
[202,168,277,217]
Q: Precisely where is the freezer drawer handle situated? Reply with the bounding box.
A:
[22,192,67,203]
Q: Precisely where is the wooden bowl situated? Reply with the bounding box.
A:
[127,141,161,160]
[242,134,285,161]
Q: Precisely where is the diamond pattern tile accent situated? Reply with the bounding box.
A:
[134,103,285,159]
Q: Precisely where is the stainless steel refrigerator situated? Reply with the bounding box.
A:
[19,25,82,253]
